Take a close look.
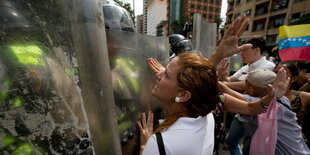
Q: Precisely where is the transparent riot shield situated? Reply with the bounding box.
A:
[0,0,94,154]
[0,0,170,154]
[106,30,169,154]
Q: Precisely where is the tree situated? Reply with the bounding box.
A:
[170,15,192,35]
[171,20,180,34]
[114,0,135,25]
[214,16,223,30]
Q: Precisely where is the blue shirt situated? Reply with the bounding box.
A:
[244,95,310,155]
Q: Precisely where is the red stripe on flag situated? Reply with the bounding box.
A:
[279,46,310,61]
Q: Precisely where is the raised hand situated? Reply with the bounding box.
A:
[209,14,252,65]
[267,67,291,99]
[217,58,229,81]
[137,111,154,153]
[147,58,165,74]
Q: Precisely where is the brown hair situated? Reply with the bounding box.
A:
[155,53,219,133]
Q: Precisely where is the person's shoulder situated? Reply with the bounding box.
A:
[300,91,310,106]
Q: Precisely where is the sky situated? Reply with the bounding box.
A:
[122,0,228,23]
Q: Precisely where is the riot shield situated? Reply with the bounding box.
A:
[0,0,169,154]
[106,30,169,154]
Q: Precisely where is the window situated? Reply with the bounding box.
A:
[215,8,219,12]
[268,14,285,29]
[210,0,214,3]
[204,6,207,10]
[255,2,268,16]
[266,34,277,43]
[203,14,207,17]
[291,12,302,21]
[197,5,201,9]
[274,17,284,27]
[256,23,264,31]
[252,18,266,32]
[216,0,220,4]
[209,15,213,19]
[191,13,194,16]
[244,9,251,16]
[204,0,208,2]
[210,7,213,11]
[191,4,194,8]
[236,0,241,6]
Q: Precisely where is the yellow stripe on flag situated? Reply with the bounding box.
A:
[279,24,310,40]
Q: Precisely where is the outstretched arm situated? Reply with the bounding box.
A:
[209,14,252,65]
[223,67,290,115]
[217,58,230,82]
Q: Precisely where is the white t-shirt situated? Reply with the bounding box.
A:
[232,56,275,80]
[142,113,215,155]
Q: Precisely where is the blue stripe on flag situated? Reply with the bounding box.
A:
[279,36,310,50]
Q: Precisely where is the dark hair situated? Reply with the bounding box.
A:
[246,37,266,54]
[278,61,299,77]
[155,53,219,133]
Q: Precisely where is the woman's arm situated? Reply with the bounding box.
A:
[223,67,290,115]
[137,111,154,155]
[218,81,245,100]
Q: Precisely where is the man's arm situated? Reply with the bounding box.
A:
[209,14,252,65]
[224,81,246,93]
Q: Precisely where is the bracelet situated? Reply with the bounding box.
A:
[260,100,269,109]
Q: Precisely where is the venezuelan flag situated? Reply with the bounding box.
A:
[278,24,310,61]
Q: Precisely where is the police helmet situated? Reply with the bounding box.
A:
[102,0,135,32]
[169,34,192,56]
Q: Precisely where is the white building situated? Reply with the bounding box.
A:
[146,0,167,36]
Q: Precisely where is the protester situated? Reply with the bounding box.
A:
[139,52,289,155]
[216,36,276,155]
[218,36,275,82]
[136,14,291,155]
[221,68,310,154]
[275,61,310,148]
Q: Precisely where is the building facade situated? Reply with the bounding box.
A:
[225,0,310,52]
[146,0,168,36]
[136,15,144,33]
[166,0,222,35]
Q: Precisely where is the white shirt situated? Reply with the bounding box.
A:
[233,57,275,122]
[231,56,275,80]
[143,113,215,155]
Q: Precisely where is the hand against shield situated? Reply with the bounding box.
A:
[148,58,165,75]
[137,111,154,153]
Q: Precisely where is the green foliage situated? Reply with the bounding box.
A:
[114,0,136,25]
[171,20,180,33]
[289,13,310,25]
[214,16,223,28]
[171,15,191,34]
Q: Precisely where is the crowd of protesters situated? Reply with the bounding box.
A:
[136,14,310,155]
